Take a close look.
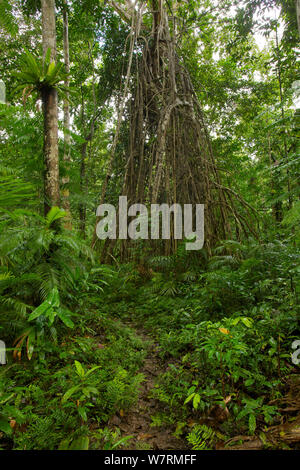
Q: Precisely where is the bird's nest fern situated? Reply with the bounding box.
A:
[13,48,69,105]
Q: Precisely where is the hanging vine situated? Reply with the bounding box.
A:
[93,0,258,259]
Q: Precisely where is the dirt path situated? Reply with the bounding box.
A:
[108,324,188,450]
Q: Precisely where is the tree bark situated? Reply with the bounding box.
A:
[41,0,60,215]
[62,0,72,228]
[79,140,88,238]
[296,0,300,38]
[79,60,96,239]
[275,26,292,212]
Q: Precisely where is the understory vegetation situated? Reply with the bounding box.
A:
[0,216,299,449]
[0,0,299,452]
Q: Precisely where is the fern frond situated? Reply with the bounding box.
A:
[187,425,216,450]
[34,262,60,300]
[0,296,32,317]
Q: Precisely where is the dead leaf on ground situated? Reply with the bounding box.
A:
[137,433,153,441]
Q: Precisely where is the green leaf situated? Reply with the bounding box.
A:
[26,329,36,360]
[249,414,256,435]
[57,309,74,328]
[74,360,85,378]
[241,317,253,328]
[28,288,60,322]
[44,48,52,72]
[0,394,15,406]
[47,307,56,326]
[184,392,196,405]
[49,287,60,308]
[82,386,98,396]
[58,438,71,450]
[193,393,201,410]
[62,385,80,403]
[111,435,133,450]
[45,207,66,227]
[28,301,51,322]
[77,407,88,422]
[46,61,56,77]
[0,417,12,435]
[69,436,89,450]
[85,366,101,377]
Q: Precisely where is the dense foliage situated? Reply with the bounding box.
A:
[0,0,299,451]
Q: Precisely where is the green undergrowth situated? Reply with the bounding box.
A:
[98,239,299,449]
[1,310,147,450]
[0,206,299,450]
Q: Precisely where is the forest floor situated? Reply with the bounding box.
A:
[103,318,300,451]
[107,322,187,450]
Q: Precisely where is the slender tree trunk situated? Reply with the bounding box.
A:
[296,0,300,38]
[266,110,282,223]
[268,134,282,223]
[79,43,97,239]
[79,141,88,238]
[275,27,292,212]
[41,0,60,215]
[62,0,72,228]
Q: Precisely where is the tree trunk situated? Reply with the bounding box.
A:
[275,26,292,212]
[296,0,300,38]
[41,0,60,215]
[80,44,97,240]
[62,0,72,228]
[79,140,88,238]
